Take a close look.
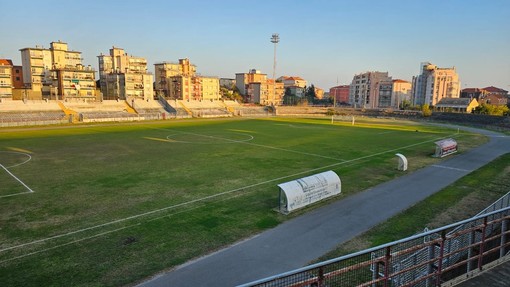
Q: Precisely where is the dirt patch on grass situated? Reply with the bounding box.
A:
[426,193,487,229]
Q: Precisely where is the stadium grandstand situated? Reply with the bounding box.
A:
[2,99,509,131]
[176,100,232,118]
[0,99,67,126]
[127,97,169,120]
[62,99,140,123]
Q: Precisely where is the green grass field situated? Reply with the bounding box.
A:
[0,117,487,286]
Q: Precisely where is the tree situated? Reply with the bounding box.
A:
[421,104,432,117]
[220,84,243,102]
[474,103,509,116]
[282,87,297,105]
[400,99,412,110]
[304,84,317,105]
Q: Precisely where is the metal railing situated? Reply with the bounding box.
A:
[240,193,510,287]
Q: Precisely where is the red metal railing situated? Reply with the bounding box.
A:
[239,200,510,287]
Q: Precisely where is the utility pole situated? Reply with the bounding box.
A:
[271,33,279,106]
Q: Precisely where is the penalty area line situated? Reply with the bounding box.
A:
[0,164,35,198]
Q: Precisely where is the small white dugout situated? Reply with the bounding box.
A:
[277,170,341,214]
[434,138,458,158]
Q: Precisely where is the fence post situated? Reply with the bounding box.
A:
[371,252,378,287]
[426,243,436,287]
[318,266,324,287]
[435,231,446,287]
[467,228,476,272]
[477,217,488,271]
[500,219,508,258]
[383,246,391,287]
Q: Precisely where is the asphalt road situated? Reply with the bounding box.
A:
[138,125,510,287]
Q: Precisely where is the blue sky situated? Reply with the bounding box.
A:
[1,0,508,91]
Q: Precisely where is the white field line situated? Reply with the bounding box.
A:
[0,133,454,255]
[157,127,348,161]
[378,131,395,135]
[0,224,140,264]
[0,163,35,198]
[1,151,32,168]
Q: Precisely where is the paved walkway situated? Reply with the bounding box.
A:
[138,126,510,287]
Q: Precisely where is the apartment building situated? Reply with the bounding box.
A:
[329,85,350,105]
[0,59,13,99]
[277,76,307,88]
[200,76,221,101]
[461,86,508,106]
[412,62,460,106]
[349,71,392,108]
[235,69,267,96]
[392,79,412,108]
[11,65,23,89]
[20,41,96,100]
[98,47,153,100]
[155,59,219,101]
[236,69,283,105]
[154,59,196,98]
[377,80,394,107]
[287,86,306,98]
[482,86,508,97]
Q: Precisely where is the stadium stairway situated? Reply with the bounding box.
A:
[178,101,193,117]
[57,101,79,123]
[219,101,236,115]
[123,101,138,114]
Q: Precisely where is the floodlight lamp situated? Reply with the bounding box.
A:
[271,34,280,44]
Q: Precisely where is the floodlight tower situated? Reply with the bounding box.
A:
[271,33,279,105]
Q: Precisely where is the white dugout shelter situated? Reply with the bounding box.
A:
[277,170,341,214]
[434,138,458,158]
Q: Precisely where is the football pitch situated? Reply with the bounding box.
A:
[0,117,487,286]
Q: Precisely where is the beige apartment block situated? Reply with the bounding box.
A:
[248,79,284,105]
[166,75,195,101]
[98,47,153,100]
[52,66,96,99]
[20,41,96,100]
[236,69,283,105]
[412,62,460,106]
[155,59,219,101]
[200,76,220,101]
[0,59,13,99]
[392,79,412,108]
[155,59,197,99]
[235,69,267,96]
